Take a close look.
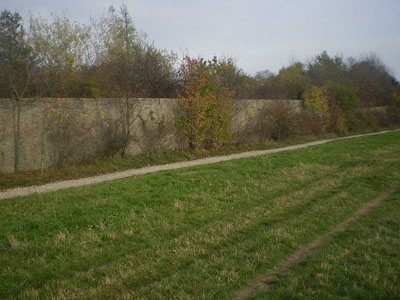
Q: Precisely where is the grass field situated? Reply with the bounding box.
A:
[250,189,400,300]
[0,131,399,299]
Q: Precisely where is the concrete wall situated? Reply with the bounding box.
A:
[0,98,302,174]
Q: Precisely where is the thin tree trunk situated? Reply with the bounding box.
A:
[13,98,21,172]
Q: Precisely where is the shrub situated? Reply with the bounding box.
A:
[236,103,319,142]
[329,83,359,113]
[274,62,308,99]
[46,105,142,165]
[326,105,348,134]
[295,111,324,136]
[176,56,234,150]
[303,84,366,134]
[45,108,97,166]
[388,93,400,124]
[96,116,131,158]
[255,103,298,141]
[234,112,263,144]
[139,112,176,155]
[372,110,394,128]
[303,86,330,131]
[357,112,378,130]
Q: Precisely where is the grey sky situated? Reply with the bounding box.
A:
[2,0,400,79]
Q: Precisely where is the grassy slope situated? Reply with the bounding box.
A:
[251,189,400,300]
[0,131,399,299]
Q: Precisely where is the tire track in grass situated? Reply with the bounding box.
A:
[57,165,388,300]
[119,169,396,300]
[7,136,399,299]
[8,164,338,298]
[8,141,399,299]
[28,166,340,299]
[229,185,400,300]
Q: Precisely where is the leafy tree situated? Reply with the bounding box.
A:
[274,62,308,99]
[207,56,256,99]
[91,5,177,155]
[0,9,36,171]
[28,12,95,97]
[254,70,277,99]
[254,70,274,82]
[0,10,33,98]
[133,43,177,98]
[328,82,359,113]
[348,54,396,106]
[90,5,145,156]
[307,51,347,86]
[94,5,143,98]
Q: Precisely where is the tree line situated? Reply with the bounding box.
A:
[1,6,399,107]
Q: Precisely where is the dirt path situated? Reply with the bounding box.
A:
[0,129,398,201]
[229,185,399,300]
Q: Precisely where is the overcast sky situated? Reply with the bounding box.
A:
[2,0,400,79]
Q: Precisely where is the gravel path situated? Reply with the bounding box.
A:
[0,129,398,201]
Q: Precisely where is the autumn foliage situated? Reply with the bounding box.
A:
[0,7,399,173]
[176,57,234,150]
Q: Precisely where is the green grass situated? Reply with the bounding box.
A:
[0,131,399,299]
[250,190,400,300]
